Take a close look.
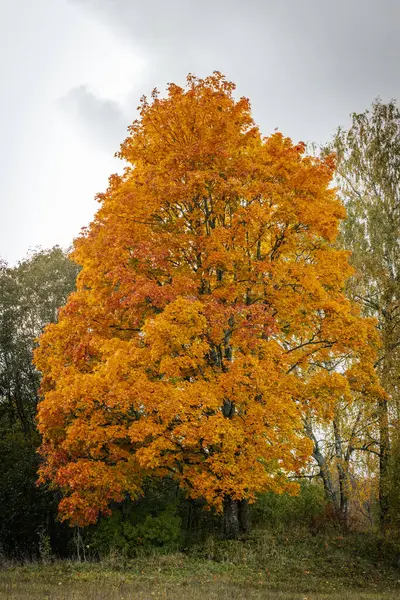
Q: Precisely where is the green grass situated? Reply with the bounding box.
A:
[1,530,399,599]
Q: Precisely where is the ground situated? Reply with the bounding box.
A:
[1,530,399,599]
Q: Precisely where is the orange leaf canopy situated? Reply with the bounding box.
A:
[34,73,380,526]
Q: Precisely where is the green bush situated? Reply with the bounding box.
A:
[87,478,186,557]
[125,508,182,548]
[251,481,328,531]
[90,506,182,557]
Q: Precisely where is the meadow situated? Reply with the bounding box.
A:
[1,529,399,600]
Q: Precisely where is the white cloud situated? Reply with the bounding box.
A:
[0,0,144,264]
[0,0,399,264]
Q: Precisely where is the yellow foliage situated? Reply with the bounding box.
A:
[34,73,382,526]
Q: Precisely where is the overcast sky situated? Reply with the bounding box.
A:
[1,0,399,264]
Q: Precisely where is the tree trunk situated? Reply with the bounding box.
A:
[304,416,338,513]
[333,415,349,527]
[223,496,240,539]
[222,497,250,538]
[238,499,250,534]
[378,397,390,530]
[379,337,392,531]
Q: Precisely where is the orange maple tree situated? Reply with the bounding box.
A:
[34,73,381,535]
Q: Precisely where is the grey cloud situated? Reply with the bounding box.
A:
[68,0,400,145]
[59,85,128,153]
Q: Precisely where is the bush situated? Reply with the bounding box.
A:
[251,481,328,531]
[90,506,182,558]
[88,478,185,557]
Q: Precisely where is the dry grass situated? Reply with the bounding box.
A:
[1,530,399,599]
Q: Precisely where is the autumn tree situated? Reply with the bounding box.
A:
[329,99,400,528]
[35,73,381,538]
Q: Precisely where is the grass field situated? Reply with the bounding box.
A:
[1,530,399,599]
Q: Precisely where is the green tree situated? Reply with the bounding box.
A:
[0,247,79,556]
[329,99,400,529]
[0,247,79,434]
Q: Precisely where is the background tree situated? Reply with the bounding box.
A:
[0,247,79,557]
[304,391,379,528]
[35,73,381,538]
[329,100,400,529]
[0,247,79,434]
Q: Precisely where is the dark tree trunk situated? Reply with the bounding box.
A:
[223,496,240,539]
[223,497,250,538]
[378,397,390,530]
[238,499,250,534]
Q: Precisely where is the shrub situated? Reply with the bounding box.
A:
[90,506,182,558]
[251,481,328,531]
